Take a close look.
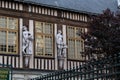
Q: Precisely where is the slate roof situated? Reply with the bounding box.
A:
[15,0,118,14]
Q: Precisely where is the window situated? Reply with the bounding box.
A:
[35,21,54,57]
[0,16,18,54]
[67,26,85,60]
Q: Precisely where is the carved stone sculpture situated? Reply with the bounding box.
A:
[22,26,33,68]
[56,30,67,69]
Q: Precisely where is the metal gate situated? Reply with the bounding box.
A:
[31,53,120,80]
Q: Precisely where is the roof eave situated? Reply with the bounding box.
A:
[14,0,99,15]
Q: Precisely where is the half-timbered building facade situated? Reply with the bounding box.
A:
[0,0,117,79]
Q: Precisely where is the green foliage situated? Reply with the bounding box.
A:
[88,9,120,57]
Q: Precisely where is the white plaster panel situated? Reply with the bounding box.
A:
[35,59,37,69]
[16,57,18,68]
[5,2,8,8]
[49,60,51,70]
[9,2,11,9]
[19,4,23,10]
[0,56,2,64]
[4,56,7,65]
[52,60,54,70]
[2,1,4,8]
[12,3,15,9]
[41,59,44,69]
[54,24,58,70]
[29,20,34,68]
[19,18,23,68]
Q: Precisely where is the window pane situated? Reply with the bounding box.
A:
[35,22,43,33]
[0,16,7,28]
[76,40,82,59]
[36,35,44,56]
[44,23,53,34]
[8,17,17,29]
[67,27,75,37]
[68,39,75,59]
[76,28,82,37]
[75,27,85,38]
[0,31,6,52]
[45,36,53,56]
[8,32,17,52]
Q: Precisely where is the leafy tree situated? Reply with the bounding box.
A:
[79,9,120,60]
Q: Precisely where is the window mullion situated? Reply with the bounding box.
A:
[43,36,45,56]
[74,28,77,59]
[16,31,18,53]
[43,23,45,56]
[43,22,45,33]
[74,39,77,59]
[6,32,8,53]
[6,17,8,53]
[75,27,76,38]
[51,36,53,56]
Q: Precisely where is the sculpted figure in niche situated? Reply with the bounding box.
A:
[22,26,33,68]
[22,26,33,54]
[56,30,63,56]
[56,30,67,69]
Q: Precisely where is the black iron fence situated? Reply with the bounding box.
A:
[31,53,120,80]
